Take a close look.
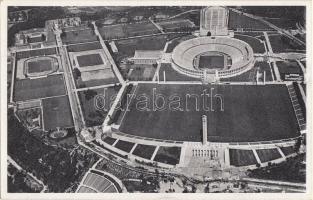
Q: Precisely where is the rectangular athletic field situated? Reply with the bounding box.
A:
[14,74,66,102]
[28,59,52,73]
[42,95,73,131]
[198,55,224,69]
[99,22,160,40]
[157,19,195,31]
[76,53,103,67]
[119,83,300,142]
[61,29,98,44]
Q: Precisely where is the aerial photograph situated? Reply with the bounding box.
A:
[5,5,307,195]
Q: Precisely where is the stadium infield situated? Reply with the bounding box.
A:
[14,74,66,102]
[119,83,300,143]
[27,59,53,73]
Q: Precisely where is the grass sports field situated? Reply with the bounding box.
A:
[76,53,103,67]
[268,34,305,53]
[228,10,273,31]
[99,22,160,40]
[157,19,195,31]
[256,148,282,163]
[16,48,57,60]
[14,74,66,102]
[42,95,73,131]
[61,29,98,44]
[229,149,258,166]
[198,55,224,69]
[27,59,53,73]
[119,83,299,142]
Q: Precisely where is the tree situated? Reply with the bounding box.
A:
[60,31,66,38]
[72,68,81,80]
[84,89,98,101]
[41,34,46,41]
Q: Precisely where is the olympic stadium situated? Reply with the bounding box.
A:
[90,7,305,171]
[171,36,255,79]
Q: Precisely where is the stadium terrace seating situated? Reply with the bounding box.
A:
[83,173,116,192]
[77,186,98,193]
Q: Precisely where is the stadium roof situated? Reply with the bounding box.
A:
[132,50,162,60]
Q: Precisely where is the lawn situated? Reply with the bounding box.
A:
[276,61,303,81]
[119,83,300,142]
[157,19,195,31]
[153,146,181,165]
[228,10,273,31]
[132,144,156,160]
[280,146,296,156]
[77,53,103,67]
[256,148,282,163]
[99,22,160,40]
[158,63,200,81]
[42,95,73,131]
[220,67,257,82]
[16,47,57,60]
[229,149,258,167]
[114,140,135,153]
[67,42,102,52]
[102,136,117,145]
[268,35,305,53]
[128,64,156,81]
[14,74,66,102]
[61,29,98,44]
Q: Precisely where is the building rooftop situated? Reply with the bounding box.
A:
[132,50,162,60]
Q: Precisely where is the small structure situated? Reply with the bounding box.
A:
[109,41,118,53]
[129,50,162,64]
[80,128,95,143]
